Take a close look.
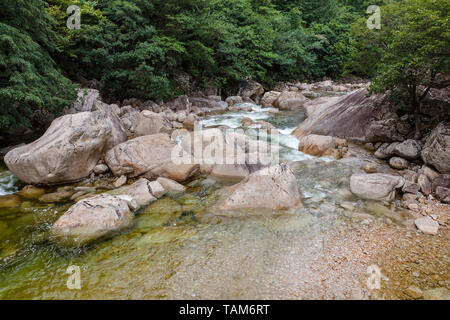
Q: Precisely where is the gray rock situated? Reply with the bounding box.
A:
[389,157,409,170]
[418,174,432,195]
[421,122,450,173]
[110,178,156,208]
[216,164,302,212]
[93,164,109,175]
[392,139,421,160]
[415,216,439,235]
[402,180,420,194]
[51,194,137,245]
[291,89,392,141]
[350,173,405,201]
[5,111,126,184]
[225,96,243,106]
[273,91,307,110]
[435,186,450,203]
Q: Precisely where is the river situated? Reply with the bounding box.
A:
[0,101,448,299]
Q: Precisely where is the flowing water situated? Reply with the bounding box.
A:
[0,102,448,299]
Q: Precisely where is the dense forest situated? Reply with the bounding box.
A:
[0,0,448,136]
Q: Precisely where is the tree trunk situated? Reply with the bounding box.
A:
[410,86,421,140]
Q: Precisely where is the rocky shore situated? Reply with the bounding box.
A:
[0,78,448,299]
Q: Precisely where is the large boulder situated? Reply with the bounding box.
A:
[238,80,264,101]
[216,164,302,211]
[273,91,307,110]
[421,122,450,173]
[105,133,199,182]
[135,110,172,137]
[51,194,137,244]
[261,91,281,108]
[162,95,190,111]
[5,111,127,184]
[350,173,405,201]
[292,89,393,141]
[190,97,228,110]
[299,134,346,158]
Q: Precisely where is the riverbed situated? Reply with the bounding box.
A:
[0,101,448,299]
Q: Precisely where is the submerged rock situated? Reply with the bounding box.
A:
[350,173,405,201]
[216,164,302,211]
[156,177,186,194]
[5,111,127,184]
[51,194,137,245]
[18,185,46,200]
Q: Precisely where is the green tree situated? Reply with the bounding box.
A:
[365,0,450,138]
[0,0,77,135]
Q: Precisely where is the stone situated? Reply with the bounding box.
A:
[435,186,450,203]
[0,194,20,208]
[402,180,420,194]
[350,173,405,201]
[162,95,190,111]
[273,91,307,110]
[299,134,343,158]
[216,164,302,211]
[414,216,439,235]
[183,114,199,129]
[67,88,101,113]
[109,178,156,208]
[421,122,450,173]
[392,139,421,160]
[241,117,255,127]
[404,286,423,299]
[4,111,127,184]
[148,180,166,198]
[238,80,264,101]
[423,288,450,300]
[38,190,74,203]
[51,194,137,244]
[135,110,171,136]
[156,177,186,193]
[389,157,409,170]
[261,91,281,108]
[93,164,109,175]
[418,174,432,196]
[105,133,199,182]
[362,163,377,173]
[291,89,394,141]
[18,185,46,200]
[114,175,127,188]
[421,165,440,181]
[431,174,450,192]
[225,96,243,106]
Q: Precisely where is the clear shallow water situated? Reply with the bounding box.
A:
[0,104,448,299]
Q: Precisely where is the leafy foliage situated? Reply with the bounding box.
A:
[0,0,77,135]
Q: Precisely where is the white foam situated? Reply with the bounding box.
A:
[0,170,19,196]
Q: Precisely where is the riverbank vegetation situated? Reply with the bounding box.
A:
[0,0,448,136]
